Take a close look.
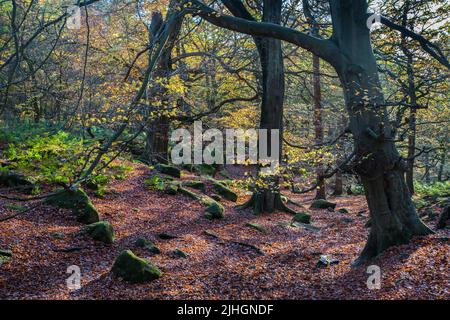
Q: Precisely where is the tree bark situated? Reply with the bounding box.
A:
[313,53,326,199]
[333,171,343,196]
[328,0,433,264]
[198,0,434,261]
[225,0,286,213]
[144,4,183,164]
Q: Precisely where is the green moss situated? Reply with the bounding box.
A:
[0,171,35,193]
[310,199,337,210]
[3,204,28,211]
[212,181,237,202]
[111,250,162,283]
[45,188,100,224]
[0,249,13,257]
[145,175,168,191]
[178,187,201,200]
[0,249,12,266]
[292,212,311,224]
[211,194,221,202]
[154,164,181,178]
[50,232,65,239]
[337,208,349,214]
[164,183,179,195]
[84,221,115,244]
[135,237,161,254]
[204,201,224,219]
[173,249,188,258]
[194,164,216,176]
[182,180,206,192]
[245,222,268,234]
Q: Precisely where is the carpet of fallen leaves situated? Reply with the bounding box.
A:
[0,163,448,300]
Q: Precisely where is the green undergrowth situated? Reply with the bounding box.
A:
[0,122,133,194]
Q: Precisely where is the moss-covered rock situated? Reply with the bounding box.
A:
[154,164,181,178]
[204,199,224,219]
[172,249,188,258]
[164,182,179,195]
[212,181,237,202]
[310,199,337,210]
[245,222,268,234]
[45,188,100,224]
[179,187,201,200]
[211,194,221,202]
[0,171,35,193]
[0,249,12,266]
[50,232,65,240]
[111,250,162,283]
[182,180,206,193]
[84,221,115,244]
[0,249,12,257]
[195,164,215,176]
[337,208,349,214]
[292,212,311,224]
[135,237,161,254]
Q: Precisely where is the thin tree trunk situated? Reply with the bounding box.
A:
[313,53,326,199]
[333,171,343,196]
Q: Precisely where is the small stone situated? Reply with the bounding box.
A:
[0,249,13,257]
[45,188,100,224]
[212,181,238,202]
[173,249,188,258]
[84,221,115,244]
[338,208,349,214]
[135,237,160,254]
[245,222,268,234]
[154,164,181,178]
[310,199,337,210]
[317,255,339,268]
[158,232,178,239]
[204,201,224,219]
[50,232,65,240]
[292,212,311,224]
[111,250,162,283]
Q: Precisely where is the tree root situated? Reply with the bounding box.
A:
[203,230,264,255]
[236,192,297,215]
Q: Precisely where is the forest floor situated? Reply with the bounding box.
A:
[0,163,448,300]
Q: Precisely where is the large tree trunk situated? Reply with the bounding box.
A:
[237,0,287,214]
[144,3,183,164]
[329,0,433,264]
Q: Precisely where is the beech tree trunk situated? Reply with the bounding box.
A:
[329,1,433,264]
[198,0,434,261]
[226,0,286,214]
[144,2,183,164]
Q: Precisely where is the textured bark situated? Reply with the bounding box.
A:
[225,0,286,213]
[200,0,434,261]
[333,171,343,196]
[313,53,326,200]
[144,4,183,164]
[328,1,433,264]
[401,2,418,195]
